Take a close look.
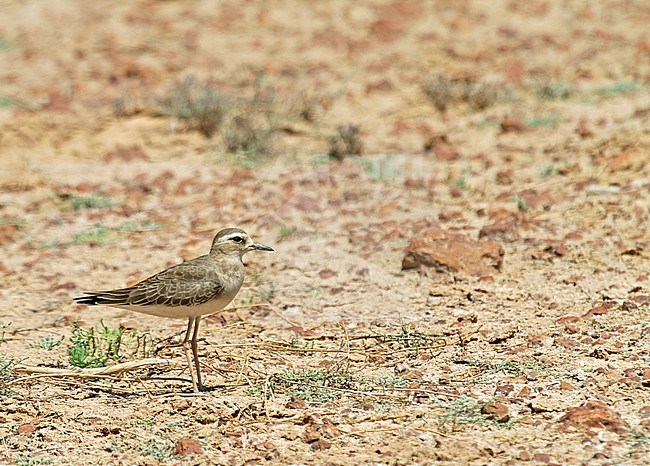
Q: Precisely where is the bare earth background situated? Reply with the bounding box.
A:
[1,1,649,465]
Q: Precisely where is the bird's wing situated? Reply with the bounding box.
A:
[75,259,224,308]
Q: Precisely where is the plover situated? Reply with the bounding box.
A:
[74,227,274,392]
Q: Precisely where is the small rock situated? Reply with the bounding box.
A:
[304,425,320,443]
[481,402,510,423]
[310,439,331,451]
[18,424,37,436]
[558,401,629,434]
[318,268,337,279]
[286,397,306,409]
[402,224,504,276]
[174,438,203,456]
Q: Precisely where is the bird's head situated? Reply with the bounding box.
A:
[210,227,274,258]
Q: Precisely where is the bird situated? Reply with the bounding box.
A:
[74,227,274,392]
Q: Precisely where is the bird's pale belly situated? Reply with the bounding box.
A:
[112,287,241,319]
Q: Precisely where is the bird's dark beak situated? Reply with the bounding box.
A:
[251,243,274,252]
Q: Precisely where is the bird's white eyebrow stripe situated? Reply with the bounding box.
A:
[220,232,247,241]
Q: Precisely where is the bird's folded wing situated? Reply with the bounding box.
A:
[80,263,224,307]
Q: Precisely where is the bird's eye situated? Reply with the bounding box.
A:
[231,236,243,243]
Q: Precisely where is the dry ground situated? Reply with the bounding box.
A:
[0,1,649,465]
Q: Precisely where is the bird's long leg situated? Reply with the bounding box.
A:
[190,316,203,391]
[182,317,198,392]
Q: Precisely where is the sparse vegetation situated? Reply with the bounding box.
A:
[423,75,499,112]
[513,195,528,212]
[64,194,113,211]
[13,454,54,466]
[158,76,230,137]
[257,283,276,302]
[116,221,163,232]
[139,438,174,462]
[277,225,297,240]
[0,354,14,394]
[68,321,151,368]
[73,226,110,244]
[539,81,573,100]
[223,113,274,157]
[594,81,639,96]
[438,397,510,427]
[362,154,399,181]
[264,368,356,404]
[29,334,64,351]
[328,124,363,160]
[525,114,560,128]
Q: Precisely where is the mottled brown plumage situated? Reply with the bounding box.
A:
[74,227,273,392]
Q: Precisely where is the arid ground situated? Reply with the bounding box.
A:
[1,1,649,465]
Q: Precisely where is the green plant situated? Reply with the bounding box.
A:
[258,283,276,302]
[525,114,560,128]
[223,113,274,157]
[594,81,639,96]
[262,368,356,404]
[29,334,64,351]
[453,175,468,191]
[277,225,297,240]
[513,195,528,213]
[139,438,174,462]
[539,81,572,100]
[13,454,54,466]
[65,195,113,211]
[68,321,151,368]
[116,221,163,232]
[438,397,493,426]
[73,226,110,244]
[423,75,499,111]
[0,355,14,395]
[158,76,230,137]
[328,124,363,160]
[362,154,399,182]
[540,165,556,177]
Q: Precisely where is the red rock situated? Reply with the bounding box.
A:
[481,402,510,423]
[495,384,514,396]
[605,150,646,172]
[516,386,531,398]
[103,145,149,162]
[560,382,576,391]
[318,268,337,279]
[576,119,595,138]
[378,201,399,216]
[500,117,527,133]
[423,134,461,160]
[310,439,332,451]
[438,210,463,221]
[286,396,307,409]
[402,225,504,276]
[533,453,551,463]
[585,305,609,316]
[0,223,19,243]
[554,337,578,349]
[18,424,37,436]
[556,315,581,323]
[304,425,320,443]
[174,438,203,456]
[558,401,628,434]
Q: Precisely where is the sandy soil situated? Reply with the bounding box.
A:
[0,1,649,464]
